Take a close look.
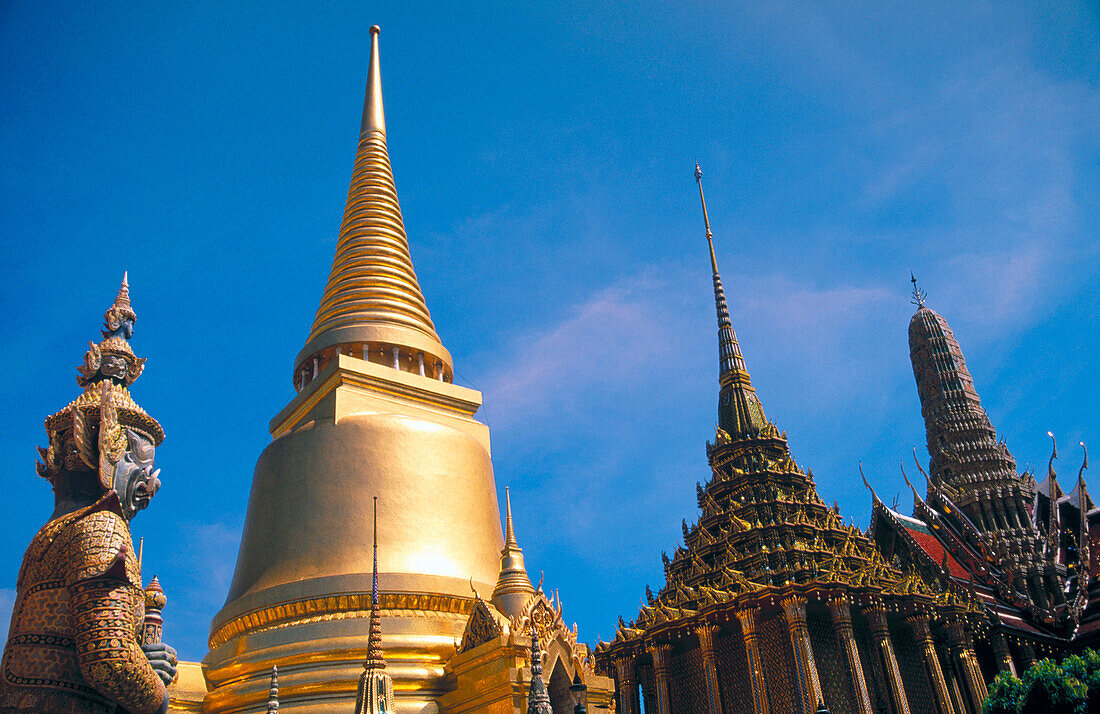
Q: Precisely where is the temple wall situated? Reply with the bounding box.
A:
[668,646,707,714]
[716,630,753,714]
[808,610,855,714]
[759,614,798,714]
[890,618,934,713]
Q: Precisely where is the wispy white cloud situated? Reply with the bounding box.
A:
[481,266,689,430]
[160,519,242,660]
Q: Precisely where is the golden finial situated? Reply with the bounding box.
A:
[504,486,519,549]
[694,162,719,275]
[116,270,131,309]
[859,461,881,504]
[362,25,385,136]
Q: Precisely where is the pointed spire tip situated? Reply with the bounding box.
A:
[910,273,926,309]
[503,486,519,549]
[361,22,386,136]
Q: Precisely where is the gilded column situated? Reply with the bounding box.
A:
[647,641,673,714]
[905,614,955,714]
[696,624,724,714]
[736,608,771,714]
[781,595,824,714]
[941,652,968,714]
[945,619,987,713]
[861,602,910,714]
[989,631,1016,677]
[613,653,641,714]
[827,597,873,714]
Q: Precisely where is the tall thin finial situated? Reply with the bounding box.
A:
[1048,431,1059,481]
[910,273,926,308]
[354,498,393,714]
[695,162,719,275]
[362,26,386,135]
[364,495,385,672]
[267,666,279,713]
[692,163,765,436]
[504,487,519,549]
[1079,442,1089,483]
[372,495,379,614]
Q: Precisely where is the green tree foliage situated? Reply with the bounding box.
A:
[983,650,1100,714]
[984,672,1026,714]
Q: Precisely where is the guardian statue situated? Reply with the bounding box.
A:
[0,274,177,714]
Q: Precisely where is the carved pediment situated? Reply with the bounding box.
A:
[459,598,503,653]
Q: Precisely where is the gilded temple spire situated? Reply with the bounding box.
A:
[693,163,766,437]
[354,496,394,714]
[492,487,535,621]
[296,24,453,388]
[366,496,384,673]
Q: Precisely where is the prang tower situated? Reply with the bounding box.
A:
[203,26,504,713]
[907,284,1059,611]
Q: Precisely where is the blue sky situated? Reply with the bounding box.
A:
[1,2,1098,662]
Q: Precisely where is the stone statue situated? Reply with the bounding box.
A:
[0,274,178,714]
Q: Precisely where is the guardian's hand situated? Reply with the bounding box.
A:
[141,642,178,686]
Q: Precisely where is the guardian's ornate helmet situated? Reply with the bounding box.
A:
[37,273,164,489]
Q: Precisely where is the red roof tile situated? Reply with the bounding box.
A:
[903,526,971,579]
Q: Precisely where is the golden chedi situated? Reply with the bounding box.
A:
[202,26,504,713]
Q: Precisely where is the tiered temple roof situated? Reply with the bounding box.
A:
[602,167,954,652]
[595,168,994,714]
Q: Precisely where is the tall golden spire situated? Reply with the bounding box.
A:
[296,25,453,385]
[693,163,767,437]
[491,487,535,621]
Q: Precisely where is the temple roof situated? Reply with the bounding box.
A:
[600,176,940,654]
[296,25,453,380]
